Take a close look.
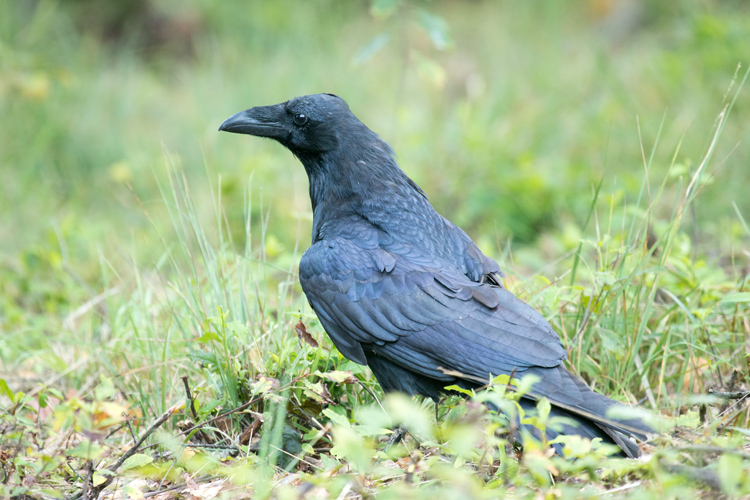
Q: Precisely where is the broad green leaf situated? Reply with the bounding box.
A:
[65,441,106,460]
[330,426,373,473]
[717,453,743,495]
[92,470,113,486]
[719,292,750,303]
[0,378,15,401]
[121,453,154,471]
[537,397,551,421]
[323,407,351,429]
[196,330,221,343]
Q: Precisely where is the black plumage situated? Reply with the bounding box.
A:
[219,93,653,457]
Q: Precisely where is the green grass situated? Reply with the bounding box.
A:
[2,1,750,498]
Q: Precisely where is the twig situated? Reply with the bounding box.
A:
[593,481,643,497]
[126,420,137,444]
[707,389,750,400]
[177,396,262,438]
[181,375,198,420]
[180,443,240,451]
[677,445,750,460]
[103,422,127,441]
[69,405,177,500]
[177,372,309,438]
[67,461,84,484]
[358,380,385,414]
[142,475,222,498]
[82,460,94,500]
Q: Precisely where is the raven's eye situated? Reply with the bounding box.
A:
[293,113,309,126]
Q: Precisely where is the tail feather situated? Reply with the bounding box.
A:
[366,352,652,458]
[516,398,642,458]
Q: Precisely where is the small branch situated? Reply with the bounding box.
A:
[707,389,750,400]
[142,475,222,499]
[177,396,261,438]
[69,406,177,500]
[177,372,309,439]
[358,380,386,415]
[126,420,137,445]
[82,460,94,500]
[67,461,84,484]
[678,444,750,460]
[181,376,198,420]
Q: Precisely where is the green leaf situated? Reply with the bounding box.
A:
[39,490,64,499]
[717,453,743,494]
[515,374,541,398]
[196,330,221,343]
[94,376,116,401]
[384,393,434,439]
[323,407,351,429]
[37,390,48,409]
[417,9,453,50]
[92,470,114,486]
[65,441,106,460]
[330,426,373,473]
[537,397,551,422]
[719,292,750,303]
[443,384,474,396]
[0,378,14,401]
[121,453,154,471]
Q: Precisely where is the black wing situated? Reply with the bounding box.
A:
[299,235,566,384]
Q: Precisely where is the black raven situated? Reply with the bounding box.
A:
[219,94,653,457]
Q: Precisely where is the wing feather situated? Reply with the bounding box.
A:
[299,236,566,383]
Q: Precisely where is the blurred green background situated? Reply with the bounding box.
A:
[2,3,750,496]
[1,0,749,309]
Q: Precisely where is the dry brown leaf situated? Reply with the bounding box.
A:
[295,320,319,348]
[239,416,263,445]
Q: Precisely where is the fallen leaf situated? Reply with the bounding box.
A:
[303,380,334,405]
[239,417,263,445]
[186,478,227,499]
[295,320,319,348]
[316,370,359,384]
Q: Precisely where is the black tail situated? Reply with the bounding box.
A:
[366,353,653,458]
[515,398,643,458]
[518,366,653,458]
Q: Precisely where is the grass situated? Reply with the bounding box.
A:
[2,1,750,498]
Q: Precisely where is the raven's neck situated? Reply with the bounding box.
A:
[296,142,430,242]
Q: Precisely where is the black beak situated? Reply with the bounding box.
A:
[218,104,288,141]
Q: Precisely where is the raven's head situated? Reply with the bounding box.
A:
[220,94,423,216]
[219,93,355,156]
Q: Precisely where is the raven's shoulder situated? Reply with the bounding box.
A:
[431,215,505,284]
[299,230,565,376]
